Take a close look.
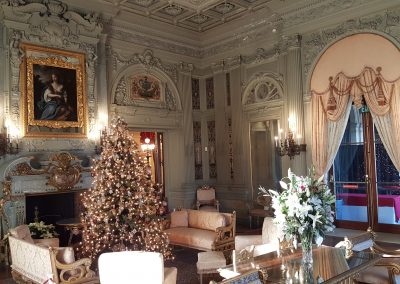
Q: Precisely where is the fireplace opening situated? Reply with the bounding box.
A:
[25,189,85,246]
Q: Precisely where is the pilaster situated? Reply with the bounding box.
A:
[286,35,306,175]
[214,71,230,184]
[178,64,195,184]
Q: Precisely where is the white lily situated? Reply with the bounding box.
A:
[309,212,323,228]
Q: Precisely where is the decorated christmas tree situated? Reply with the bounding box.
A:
[80,117,172,264]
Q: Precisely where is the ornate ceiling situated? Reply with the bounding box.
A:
[109,0,274,31]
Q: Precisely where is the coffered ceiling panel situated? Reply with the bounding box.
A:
[110,0,273,31]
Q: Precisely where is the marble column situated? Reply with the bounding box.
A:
[286,35,306,175]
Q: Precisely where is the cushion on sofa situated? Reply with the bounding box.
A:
[56,247,76,264]
[188,210,226,231]
[9,225,34,244]
[165,227,217,250]
[170,210,189,228]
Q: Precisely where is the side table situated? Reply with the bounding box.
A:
[56,217,83,246]
[249,209,272,228]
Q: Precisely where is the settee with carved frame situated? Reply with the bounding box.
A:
[164,209,236,254]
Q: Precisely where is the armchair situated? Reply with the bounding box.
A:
[235,217,282,258]
[335,227,400,284]
[98,251,177,284]
[8,224,98,284]
[196,186,220,212]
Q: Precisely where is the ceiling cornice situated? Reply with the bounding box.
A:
[55,0,400,63]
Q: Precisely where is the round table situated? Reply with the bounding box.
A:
[56,217,83,246]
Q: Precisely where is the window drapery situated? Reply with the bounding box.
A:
[311,67,400,176]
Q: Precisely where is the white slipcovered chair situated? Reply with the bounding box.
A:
[98,251,177,284]
[196,186,220,212]
[8,224,97,284]
[234,217,282,259]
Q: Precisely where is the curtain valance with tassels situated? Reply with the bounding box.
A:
[311,67,400,176]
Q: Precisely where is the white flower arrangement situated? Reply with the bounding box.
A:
[28,221,59,239]
[259,168,335,248]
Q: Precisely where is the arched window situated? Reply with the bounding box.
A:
[310,33,400,233]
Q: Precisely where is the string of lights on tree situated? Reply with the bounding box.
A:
[79,117,173,266]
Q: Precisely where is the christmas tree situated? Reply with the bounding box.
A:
[80,117,173,264]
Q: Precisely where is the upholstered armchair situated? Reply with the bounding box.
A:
[8,224,98,284]
[196,186,220,212]
[234,217,282,258]
[335,227,400,284]
[98,251,177,284]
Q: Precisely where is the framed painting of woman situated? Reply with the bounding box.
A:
[20,43,87,138]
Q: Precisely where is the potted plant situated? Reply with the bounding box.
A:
[28,221,59,247]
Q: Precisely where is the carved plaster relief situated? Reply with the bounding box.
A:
[111,50,182,112]
[114,75,179,111]
[0,0,102,151]
[242,72,284,106]
[111,49,178,83]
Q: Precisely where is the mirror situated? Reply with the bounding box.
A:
[250,120,281,202]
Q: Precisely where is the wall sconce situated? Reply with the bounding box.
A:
[0,131,19,156]
[141,137,155,180]
[274,117,306,159]
[94,127,106,155]
[141,137,155,163]
[93,112,108,155]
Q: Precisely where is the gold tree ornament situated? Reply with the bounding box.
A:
[80,117,173,266]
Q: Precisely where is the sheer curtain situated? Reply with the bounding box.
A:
[312,75,352,176]
[312,67,400,175]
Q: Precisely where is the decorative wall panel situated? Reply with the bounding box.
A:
[206,77,214,109]
[228,117,233,179]
[192,78,200,110]
[193,121,203,180]
[207,120,217,179]
[226,73,231,106]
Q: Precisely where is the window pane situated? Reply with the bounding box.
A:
[334,106,367,222]
[374,128,400,225]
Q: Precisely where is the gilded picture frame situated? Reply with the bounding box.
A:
[21,43,87,138]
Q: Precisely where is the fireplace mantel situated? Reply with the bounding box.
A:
[1,152,93,231]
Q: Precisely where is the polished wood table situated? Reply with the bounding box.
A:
[219,246,381,283]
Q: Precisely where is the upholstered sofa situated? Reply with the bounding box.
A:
[8,225,98,284]
[164,209,236,253]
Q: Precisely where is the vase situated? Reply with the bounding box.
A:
[300,234,313,266]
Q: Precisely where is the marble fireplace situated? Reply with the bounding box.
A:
[1,152,93,236]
